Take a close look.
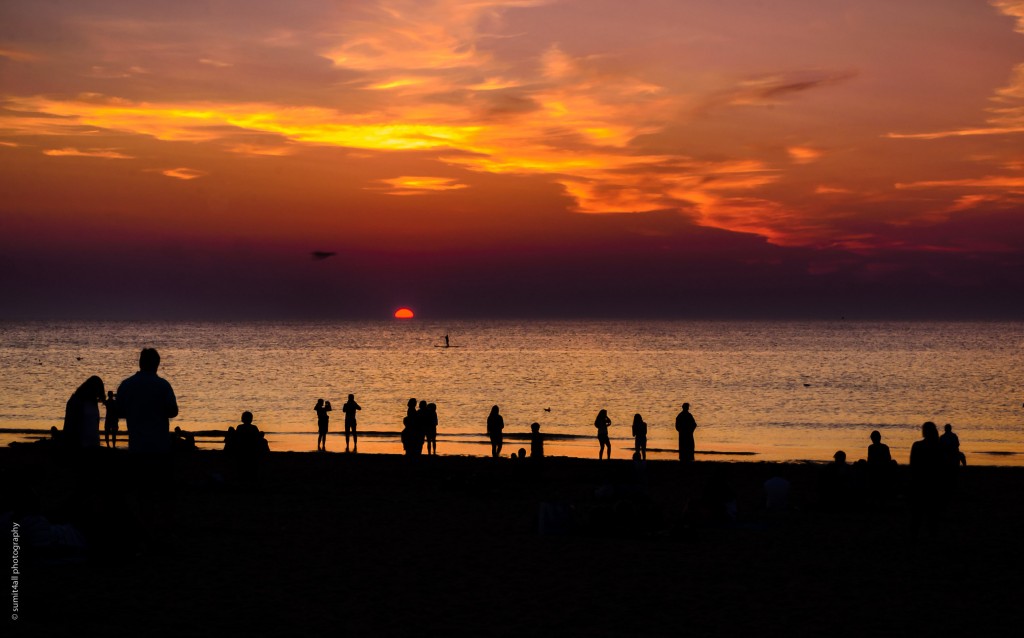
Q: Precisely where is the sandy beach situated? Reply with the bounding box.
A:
[3,443,1022,637]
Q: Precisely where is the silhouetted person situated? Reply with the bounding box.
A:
[675,403,697,462]
[595,409,612,459]
[315,399,331,452]
[487,405,504,458]
[103,390,119,448]
[631,413,647,461]
[118,348,178,455]
[425,402,439,455]
[117,347,178,552]
[444,333,450,347]
[818,450,851,507]
[342,394,361,453]
[530,422,544,459]
[63,375,105,450]
[412,400,428,456]
[910,421,944,536]
[229,411,269,484]
[402,398,417,455]
[866,430,896,500]
[940,423,966,467]
[867,430,891,465]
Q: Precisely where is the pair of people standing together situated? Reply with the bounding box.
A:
[315,394,360,452]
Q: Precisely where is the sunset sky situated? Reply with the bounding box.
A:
[2,0,1023,319]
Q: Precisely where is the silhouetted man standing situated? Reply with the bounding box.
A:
[118,348,178,454]
[675,402,697,462]
[117,347,179,552]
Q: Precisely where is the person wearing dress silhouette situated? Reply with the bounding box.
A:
[675,403,697,463]
[530,422,544,459]
[487,405,504,458]
[103,390,119,448]
[595,409,612,459]
[631,413,648,461]
[425,402,439,455]
[63,375,105,450]
[315,399,331,451]
[402,398,417,455]
[342,394,361,453]
[910,421,944,536]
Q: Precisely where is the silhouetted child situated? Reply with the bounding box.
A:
[103,391,119,448]
[530,422,544,459]
[631,413,647,461]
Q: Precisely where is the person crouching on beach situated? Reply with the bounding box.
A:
[595,409,612,459]
[487,405,504,458]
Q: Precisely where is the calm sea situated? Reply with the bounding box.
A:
[1,320,1022,465]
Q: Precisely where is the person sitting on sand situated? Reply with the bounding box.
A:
[595,409,612,459]
[315,399,331,452]
[631,413,647,461]
[342,394,361,453]
[867,430,891,465]
[487,405,504,458]
[530,422,544,459]
[940,423,966,467]
[818,450,852,507]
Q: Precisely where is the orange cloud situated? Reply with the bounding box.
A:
[160,168,206,180]
[370,175,469,195]
[42,147,133,159]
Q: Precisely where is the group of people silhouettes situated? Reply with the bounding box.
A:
[588,403,698,461]
[401,398,439,456]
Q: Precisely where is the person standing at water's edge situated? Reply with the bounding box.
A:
[117,349,178,454]
[342,394,361,453]
[675,403,697,462]
[487,405,504,458]
[632,413,647,461]
[595,409,612,459]
[315,399,332,451]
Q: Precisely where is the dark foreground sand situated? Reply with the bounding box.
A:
[2,444,1022,637]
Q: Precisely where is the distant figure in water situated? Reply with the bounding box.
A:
[910,421,945,536]
[867,430,891,465]
[487,405,504,458]
[595,409,612,459]
[425,402,439,455]
[631,413,648,461]
[103,390,119,448]
[342,394,361,453]
[315,399,331,451]
[444,333,450,347]
[530,422,544,459]
[940,423,966,467]
[63,375,105,450]
[675,403,697,463]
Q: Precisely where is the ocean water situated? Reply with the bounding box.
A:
[1,320,1022,464]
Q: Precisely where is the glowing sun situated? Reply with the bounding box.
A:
[394,307,415,319]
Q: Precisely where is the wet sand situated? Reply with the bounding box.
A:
[3,444,1022,636]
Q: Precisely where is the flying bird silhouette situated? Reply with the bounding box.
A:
[311,251,337,261]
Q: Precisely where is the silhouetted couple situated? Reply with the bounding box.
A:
[910,421,964,536]
[403,398,438,456]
